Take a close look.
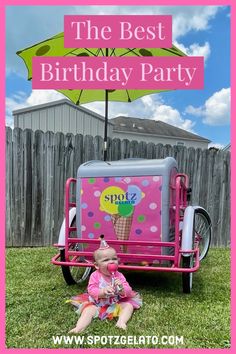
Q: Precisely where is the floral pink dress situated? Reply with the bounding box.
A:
[67,270,142,320]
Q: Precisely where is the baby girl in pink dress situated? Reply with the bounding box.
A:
[68,237,142,333]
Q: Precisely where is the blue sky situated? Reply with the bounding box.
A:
[6,5,230,147]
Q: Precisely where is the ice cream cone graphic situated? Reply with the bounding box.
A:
[111,213,133,253]
[99,184,143,253]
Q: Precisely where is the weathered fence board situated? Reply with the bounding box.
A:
[12,127,24,246]
[53,132,66,242]
[23,129,33,246]
[6,127,12,246]
[6,127,230,247]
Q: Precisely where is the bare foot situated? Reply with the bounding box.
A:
[116,321,127,330]
[68,327,84,334]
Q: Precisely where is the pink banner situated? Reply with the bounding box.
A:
[64,15,172,48]
[32,56,204,90]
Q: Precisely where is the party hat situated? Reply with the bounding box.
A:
[99,235,110,250]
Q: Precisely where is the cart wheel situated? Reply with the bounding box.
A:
[182,256,193,294]
[60,249,91,285]
[194,209,211,261]
[60,216,92,285]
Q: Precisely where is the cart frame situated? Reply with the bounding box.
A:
[52,174,201,274]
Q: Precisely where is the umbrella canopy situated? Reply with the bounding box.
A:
[17,32,186,160]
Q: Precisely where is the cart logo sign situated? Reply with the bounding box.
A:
[102,186,141,205]
[99,185,143,217]
[104,191,137,204]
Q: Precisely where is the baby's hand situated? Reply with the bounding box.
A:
[114,279,125,294]
[103,285,115,297]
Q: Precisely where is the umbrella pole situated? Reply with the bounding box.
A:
[103,90,108,161]
[103,48,109,162]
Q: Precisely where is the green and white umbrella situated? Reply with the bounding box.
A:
[17,32,186,160]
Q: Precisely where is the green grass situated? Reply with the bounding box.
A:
[6,247,230,349]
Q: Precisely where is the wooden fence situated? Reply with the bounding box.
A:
[6,127,230,247]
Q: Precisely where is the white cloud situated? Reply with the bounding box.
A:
[84,100,146,119]
[171,6,219,39]
[150,104,195,132]
[138,95,196,132]
[174,41,211,62]
[208,142,225,149]
[6,89,65,127]
[82,101,106,116]
[6,95,27,128]
[185,87,230,125]
[86,94,195,132]
[141,94,164,108]
[83,94,162,120]
[26,90,65,106]
[204,88,230,125]
[185,105,203,116]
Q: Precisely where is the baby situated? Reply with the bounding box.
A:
[68,237,142,333]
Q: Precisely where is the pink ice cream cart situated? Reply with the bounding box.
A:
[52,157,211,293]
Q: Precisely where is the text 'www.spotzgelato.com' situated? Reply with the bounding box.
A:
[52,335,184,346]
